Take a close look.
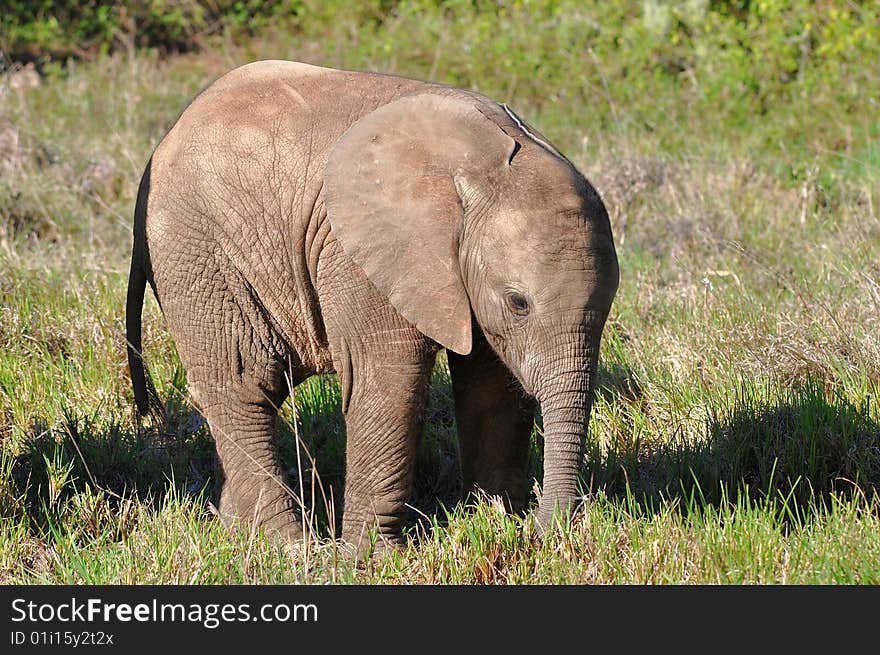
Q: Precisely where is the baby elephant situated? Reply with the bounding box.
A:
[126,60,618,551]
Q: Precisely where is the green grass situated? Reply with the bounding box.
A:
[1,4,879,584]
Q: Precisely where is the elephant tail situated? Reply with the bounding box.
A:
[126,257,151,417]
[126,163,162,419]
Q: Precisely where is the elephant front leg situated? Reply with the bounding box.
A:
[448,330,536,514]
[335,336,436,555]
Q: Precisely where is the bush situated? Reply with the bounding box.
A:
[1,2,877,173]
[0,1,310,62]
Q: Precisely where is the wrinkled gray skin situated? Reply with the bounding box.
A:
[127,60,619,551]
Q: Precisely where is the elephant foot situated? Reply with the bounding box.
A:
[215,490,305,546]
[340,519,406,564]
[261,514,307,544]
[353,537,406,567]
[217,511,307,549]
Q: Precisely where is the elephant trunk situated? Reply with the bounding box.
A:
[533,332,599,534]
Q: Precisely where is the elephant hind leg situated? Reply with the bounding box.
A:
[188,357,304,543]
[156,255,305,543]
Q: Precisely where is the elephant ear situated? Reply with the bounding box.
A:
[323,93,517,355]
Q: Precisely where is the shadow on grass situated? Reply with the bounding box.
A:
[6,366,878,544]
[4,382,217,540]
[580,379,880,519]
[2,365,461,543]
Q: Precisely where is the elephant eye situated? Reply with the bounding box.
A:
[504,290,531,317]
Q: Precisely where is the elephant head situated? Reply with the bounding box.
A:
[324,92,619,532]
